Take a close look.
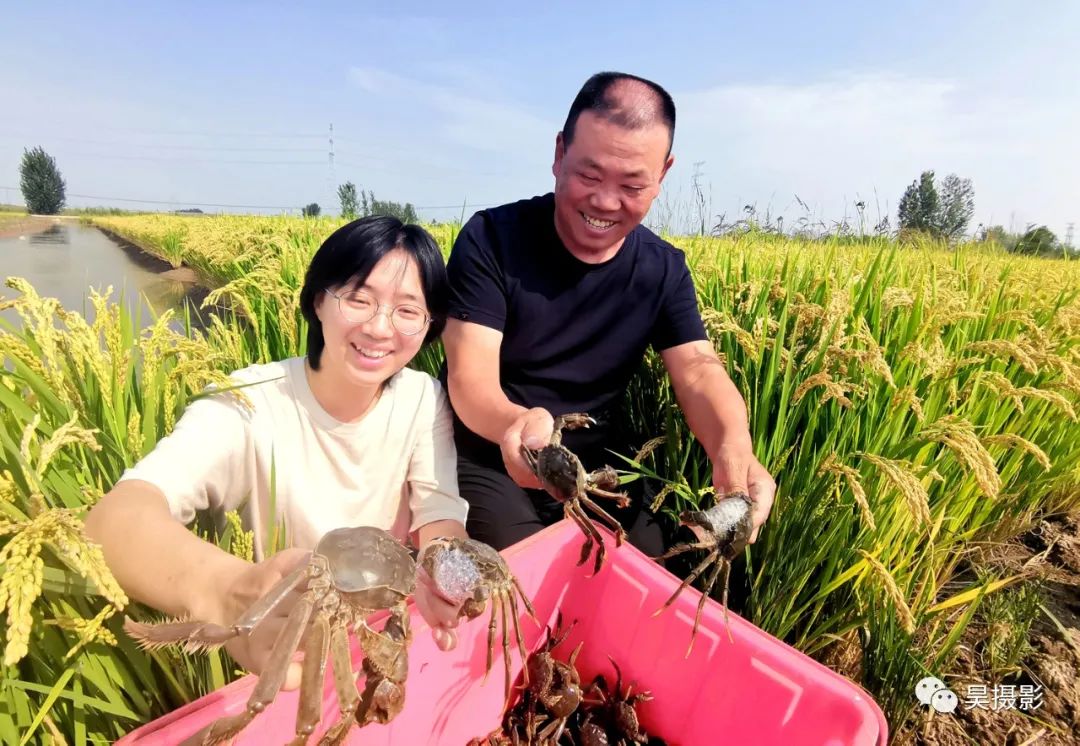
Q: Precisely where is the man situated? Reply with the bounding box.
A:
[440,71,775,557]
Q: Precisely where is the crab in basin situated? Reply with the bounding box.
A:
[124,526,416,746]
[580,658,654,746]
[651,491,754,654]
[418,536,540,702]
[523,615,585,744]
[520,413,631,574]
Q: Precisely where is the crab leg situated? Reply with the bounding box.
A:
[653,548,718,617]
[584,467,631,508]
[125,565,310,653]
[318,624,363,746]
[286,613,331,746]
[181,588,318,746]
[499,592,513,702]
[687,555,727,657]
[482,593,498,685]
[570,498,614,573]
[717,560,734,646]
[502,589,529,691]
[586,484,631,508]
[232,564,313,632]
[651,540,712,563]
[549,413,596,446]
[577,493,629,545]
[355,613,409,727]
[586,465,621,491]
[535,715,570,744]
[573,500,612,574]
[564,501,598,568]
[510,575,538,624]
[567,500,606,573]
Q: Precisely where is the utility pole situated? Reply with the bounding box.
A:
[1065,222,1074,250]
[328,123,336,215]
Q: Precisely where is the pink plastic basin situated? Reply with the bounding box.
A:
[118,519,888,745]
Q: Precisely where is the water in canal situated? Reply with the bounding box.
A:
[0,220,203,332]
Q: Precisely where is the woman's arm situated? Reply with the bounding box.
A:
[85,479,312,688]
[84,480,246,624]
[415,518,468,548]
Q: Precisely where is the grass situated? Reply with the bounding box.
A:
[0,212,1076,741]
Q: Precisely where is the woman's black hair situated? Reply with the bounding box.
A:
[299,215,448,370]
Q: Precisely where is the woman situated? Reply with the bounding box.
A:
[85,215,468,690]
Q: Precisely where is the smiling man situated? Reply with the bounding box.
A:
[440,71,775,556]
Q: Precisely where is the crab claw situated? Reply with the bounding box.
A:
[418,538,540,701]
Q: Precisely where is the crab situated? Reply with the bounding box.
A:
[581,659,654,746]
[124,526,416,746]
[578,711,612,746]
[651,491,754,654]
[467,701,529,746]
[520,413,632,574]
[522,616,585,744]
[418,536,539,702]
[320,609,410,745]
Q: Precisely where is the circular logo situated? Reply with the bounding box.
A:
[916,676,946,705]
[932,688,959,714]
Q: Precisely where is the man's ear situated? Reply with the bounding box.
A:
[552,132,565,178]
[659,153,675,185]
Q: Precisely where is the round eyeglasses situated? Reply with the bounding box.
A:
[325,289,431,336]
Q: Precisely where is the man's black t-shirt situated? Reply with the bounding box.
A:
[440,193,707,465]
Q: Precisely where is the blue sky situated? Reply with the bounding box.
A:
[1,1,1076,239]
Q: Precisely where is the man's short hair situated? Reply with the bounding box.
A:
[561,72,676,156]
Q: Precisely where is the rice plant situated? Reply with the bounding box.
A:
[620,231,1079,725]
[0,279,251,743]
[0,214,1076,739]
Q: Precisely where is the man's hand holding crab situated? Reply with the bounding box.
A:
[710,436,776,544]
[660,339,777,542]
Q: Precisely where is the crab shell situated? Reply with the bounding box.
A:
[533,444,588,502]
[681,493,754,560]
[315,526,416,607]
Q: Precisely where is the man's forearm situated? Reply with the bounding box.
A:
[672,362,753,458]
[446,374,528,445]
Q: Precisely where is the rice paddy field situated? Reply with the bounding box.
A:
[1,213,1078,744]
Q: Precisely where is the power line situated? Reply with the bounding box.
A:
[56,153,326,166]
[2,131,521,176]
[327,123,336,207]
[0,132,323,153]
[335,159,516,178]
[6,146,503,175]
[0,126,325,140]
[0,187,497,212]
[2,191,297,210]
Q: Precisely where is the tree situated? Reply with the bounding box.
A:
[898,170,938,234]
[302,202,321,217]
[19,147,66,215]
[936,174,975,241]
[360,190,418,223]
[1014,225,1057,256]
[338,182,359,219]
[898,170,976,241]
[978,225,1018,252]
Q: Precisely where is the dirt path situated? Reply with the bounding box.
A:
[898,514,1080,745]
[0,215,65,239]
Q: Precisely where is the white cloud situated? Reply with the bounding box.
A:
[671,72,1078,238]
[349,67,414,95]
[347,66,555,157]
